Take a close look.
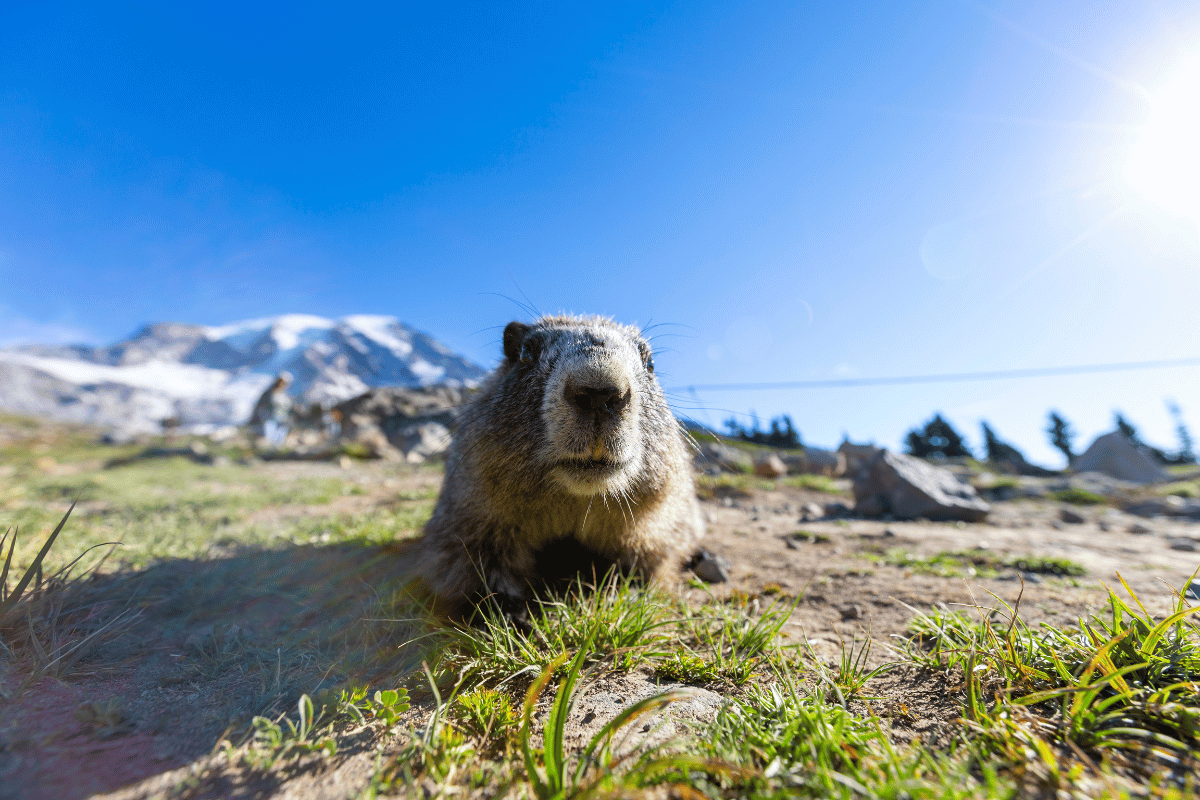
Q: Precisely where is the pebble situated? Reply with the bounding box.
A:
[1059,508,1086,524]
[839,604,862,621]
[1168,538,1198,552]
[688,550,731,583]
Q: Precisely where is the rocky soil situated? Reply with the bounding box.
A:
[1,447,1198,799]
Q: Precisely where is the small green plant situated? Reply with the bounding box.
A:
[789,530,832,544]
[454,688,519,745]
[827,635,892,699]
[1050,487,1108,505]
[232,686,411,770]
[654,653,721,684]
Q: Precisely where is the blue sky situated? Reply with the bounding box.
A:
[3,1,1200,465]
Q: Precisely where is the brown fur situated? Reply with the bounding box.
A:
[413,314,703,619]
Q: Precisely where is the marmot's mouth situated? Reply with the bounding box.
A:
[557,457,623,476]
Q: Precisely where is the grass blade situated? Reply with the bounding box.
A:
[0,504,75,620]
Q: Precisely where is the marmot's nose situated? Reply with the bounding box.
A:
[567,385,630,418]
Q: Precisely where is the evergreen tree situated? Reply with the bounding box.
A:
[1115,412,1138,442]
[1046,411,1075,464]
[1114,411,1171,464]
[904,414,972,459]
[981,421,1025,464]
[725,414,801,448]
[1167,401,1196,465]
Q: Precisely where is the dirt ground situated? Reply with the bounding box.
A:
[2,457,1197,799]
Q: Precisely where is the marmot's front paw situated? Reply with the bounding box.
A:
[495,592,533,634]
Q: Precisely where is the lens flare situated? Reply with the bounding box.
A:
[1125,56,1200,227]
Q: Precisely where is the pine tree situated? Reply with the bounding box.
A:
[1046,411,1075,465]
[904,414,972,459]
[981,421,1025,464]
[1166,401,1196,465]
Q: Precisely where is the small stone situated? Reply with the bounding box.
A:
[839,604,862,621]
[688,549,731,583]
[800,501,824,521]
[1128,523,1152,534]
[882,528,896,537]
[1168,538,1198,552]
[1059,508,1086,524]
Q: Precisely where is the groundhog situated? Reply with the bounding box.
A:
[414,314,704,622]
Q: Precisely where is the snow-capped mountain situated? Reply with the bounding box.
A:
[0,314,488,433]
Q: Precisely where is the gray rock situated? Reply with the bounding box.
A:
[1123,496,1200,520]
[1059,508,1086,524]
[1186,580,1200,601]
[753,452,788,478]
[782,447,846,476]
[697,442,752,473]
[852,450,990,522]
[688,549,731,583]
[334,385,465,462]
[1168,538,1198,552]
[837,439,880,477]
[823,500,854,518]
[1073,431,1169,484]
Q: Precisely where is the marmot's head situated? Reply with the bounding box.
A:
[495,315,664,497]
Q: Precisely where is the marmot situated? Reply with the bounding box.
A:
[414,314,703,621]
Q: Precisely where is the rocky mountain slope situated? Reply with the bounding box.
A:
[0,314,486,434]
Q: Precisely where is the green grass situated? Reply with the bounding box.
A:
[0,455,433,582]
[1159,481,1200,499]
[1051,487,1110,506]
[696,471,846,499]
[781,474,843,493]
[902,577,1200,794]
[860,548,1086,578]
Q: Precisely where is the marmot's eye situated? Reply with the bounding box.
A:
[645,354,654,373]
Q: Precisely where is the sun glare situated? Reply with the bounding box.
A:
[1124,56,1200,227]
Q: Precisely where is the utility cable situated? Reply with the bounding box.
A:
[668,355,1200,393]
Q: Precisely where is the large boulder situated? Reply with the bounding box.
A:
[853,450,990,522]
[838,438,881,477]
[333,385,467,463]
[1073,432,1169,484]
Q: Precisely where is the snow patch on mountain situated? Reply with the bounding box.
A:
[0,314,487,433]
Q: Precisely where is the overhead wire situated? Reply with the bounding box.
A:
[667,355,1200,393]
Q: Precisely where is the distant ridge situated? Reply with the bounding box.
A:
[0,314,487,434]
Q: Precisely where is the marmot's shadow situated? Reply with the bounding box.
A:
[9,540,428,800]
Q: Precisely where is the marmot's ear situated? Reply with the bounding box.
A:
[503,321,530,363]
